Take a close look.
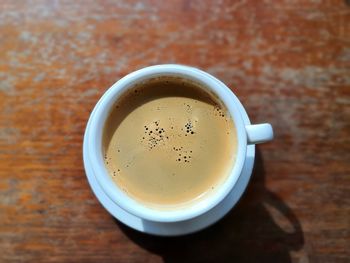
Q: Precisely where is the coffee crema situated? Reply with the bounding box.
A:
[103,77,237,209]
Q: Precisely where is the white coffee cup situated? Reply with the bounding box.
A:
[85,64,273,223]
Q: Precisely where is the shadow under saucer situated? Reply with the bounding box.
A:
[117,148,304,263]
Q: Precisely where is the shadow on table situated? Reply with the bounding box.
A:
[117,148,304,263]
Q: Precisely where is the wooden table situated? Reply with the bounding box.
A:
[1,1,349,262]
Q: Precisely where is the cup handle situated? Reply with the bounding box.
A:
[245,123,274,145]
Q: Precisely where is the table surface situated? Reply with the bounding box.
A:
[1,1,349,262]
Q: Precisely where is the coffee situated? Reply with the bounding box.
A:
[103,76,237,209]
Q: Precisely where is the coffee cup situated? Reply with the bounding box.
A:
[84,64,273,223]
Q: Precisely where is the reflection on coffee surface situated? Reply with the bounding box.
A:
[103,77,237,209]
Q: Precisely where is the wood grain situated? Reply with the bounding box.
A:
[0,0,349,262]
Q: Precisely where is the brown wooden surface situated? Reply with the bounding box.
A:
[1,0,349,262]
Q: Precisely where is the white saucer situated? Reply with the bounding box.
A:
[83,95,255,236]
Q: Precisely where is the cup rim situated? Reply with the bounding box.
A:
[86,64,247,222]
